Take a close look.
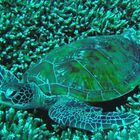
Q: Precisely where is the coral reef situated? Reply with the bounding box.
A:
[0,0,140,139]
[0,106,53,140]
[0,105,139,140]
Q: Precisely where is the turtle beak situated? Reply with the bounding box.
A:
[0,91,13,106]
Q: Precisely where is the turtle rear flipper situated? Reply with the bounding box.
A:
[49,99,138,132]
[0,65,19,91]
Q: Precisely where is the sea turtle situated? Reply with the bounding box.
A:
[0,29,139,132]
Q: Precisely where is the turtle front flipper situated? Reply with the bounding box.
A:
[48,99,138,132]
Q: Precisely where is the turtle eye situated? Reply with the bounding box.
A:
[8,90,17,97]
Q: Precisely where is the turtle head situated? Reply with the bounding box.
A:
[0,82,45,109]
[0,65,48,109]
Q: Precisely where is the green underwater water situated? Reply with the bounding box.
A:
[0,0,140,139]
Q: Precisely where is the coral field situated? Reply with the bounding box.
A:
[0,0,140,139]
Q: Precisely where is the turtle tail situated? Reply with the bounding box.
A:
[48,98,139,132]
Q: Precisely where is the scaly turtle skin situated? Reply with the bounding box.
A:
[0,29,139,132]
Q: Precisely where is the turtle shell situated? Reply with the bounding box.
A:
[23,33,140,102]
